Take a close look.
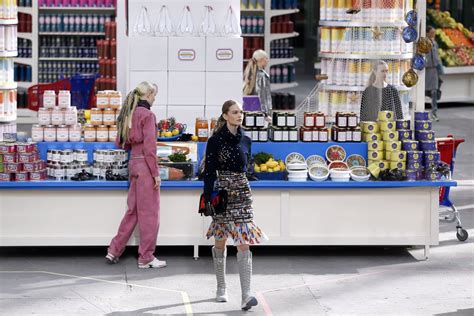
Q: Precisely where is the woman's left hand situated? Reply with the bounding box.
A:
[154,176,161,190]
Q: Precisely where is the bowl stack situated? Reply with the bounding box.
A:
[285,152,308,182]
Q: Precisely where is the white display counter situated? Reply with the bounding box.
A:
[439,66,474,103]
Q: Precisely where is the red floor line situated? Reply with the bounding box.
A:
[256,291,273,316]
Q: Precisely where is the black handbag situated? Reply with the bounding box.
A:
[198,190,228,216]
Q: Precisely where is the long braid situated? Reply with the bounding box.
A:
[116,89,140,147]
[243,58,258,95]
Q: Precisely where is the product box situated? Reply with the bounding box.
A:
[129,37,168,71]
[129,71,168,106]
[205,72,243,105]
[168,72,205,105]
[168,37,206,72]
[205,37,243,72]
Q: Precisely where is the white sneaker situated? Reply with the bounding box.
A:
[138,258,167,269]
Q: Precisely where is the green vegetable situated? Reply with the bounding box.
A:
[168,153,187,162]
[253,152,273,165]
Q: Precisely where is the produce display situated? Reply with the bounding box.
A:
[157,117,186,139]
[428,9,474,66]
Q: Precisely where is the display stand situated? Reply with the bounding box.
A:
[0,142,456,260]
[439,66,474,103]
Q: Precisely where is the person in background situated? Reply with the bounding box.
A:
[426,25,443,121]
[360,60,403,122]
[105,81,166,269]
[203,100,268,310]
[243,49,272,122]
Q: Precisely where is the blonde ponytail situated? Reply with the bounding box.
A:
[243,49,268,95]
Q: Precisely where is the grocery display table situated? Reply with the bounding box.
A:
[0,141,456,259]
[0,179,455,259]
[439,66,474,103]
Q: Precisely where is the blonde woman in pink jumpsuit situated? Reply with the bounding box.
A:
[105,82,166,269]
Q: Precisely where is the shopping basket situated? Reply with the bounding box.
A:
[69,73,99,110]
[27,79,71,111]
[436,135,468,241]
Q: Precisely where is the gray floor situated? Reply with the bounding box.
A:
[2,81,474,315]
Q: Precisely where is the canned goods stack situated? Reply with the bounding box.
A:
[47,148,89,180]
[270,15,294,34]
[91,149,127,180]
[269,112,298,142]
[17,38,31,58]
[38,14,112,33]
[17,13,31,32]
[32,90,81,142]
[270,64,295,84]
[270,0,298,9]
[270,39,294,59]
[241,16,264,35]
[330,112,362,142]
[95,21,117,90]
[38,60,98,83]
[243,37,264,60]
[242,111,268,142]
[0,142,47,182]
[83,90,121,142]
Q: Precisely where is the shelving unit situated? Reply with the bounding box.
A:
[316,0,416,120]
[241,0,300,91]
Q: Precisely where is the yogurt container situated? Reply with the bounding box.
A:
[402,140,419,151]
[397,129,413,141]
[396,119,410,130]
[415,130,435,141]
[419,140,437,151]
[414,120,432,131]
[406,150,423,163]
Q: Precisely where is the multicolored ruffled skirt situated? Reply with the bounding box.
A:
[206,171,268,245]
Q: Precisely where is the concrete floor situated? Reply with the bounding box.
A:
[3,82,474,315]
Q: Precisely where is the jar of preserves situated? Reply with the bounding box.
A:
[57,125,69,142]
[58,90,71,109]
[90,108,103,126]
[108,125,118,142]
[97,125,109,142]
[244,112,255,127]
[96,91,109,109]
[84,124,96,142]
[352,127,362,142]
[304,112,315,127]
[51,107,64,125]
[281,128,289,142]
[255,112,265,127]
[31,124,44,142]
[336,112,348,128]
[210,117,218,131]
[348,112,358,128]
[312,129,319,142]
[315,112,326,128]
[346,129,353,142]
[271,127,283,142]
[258,128,268,142]
[74,149,88,162]
[44,125,57,142]
[300,127,312,142]
[289,128,298,142]
[286,113,296,127]
[103,108,115,125]
[109,91,122,109]
[319,128,329,142]
[38,108,52,126]
[195,118,209,142]
[69,124,82,142]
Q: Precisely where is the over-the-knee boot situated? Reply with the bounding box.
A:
[237,250,258,311]
[212,246,228,302]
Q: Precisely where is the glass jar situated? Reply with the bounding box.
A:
[255,112,265,127]
[304,112,315,127]
[244,112,255,127]
[286,113,296,127]
[348,112,358,128]
[44,125,57,142]
[300,127,312,142]
[84,124,96,142]
[258,128,268,142]
[103,108,115,125]
[312,129,319,142]
[57,125,69,142]
[108,125,117,142]
[64,107,77,125]
[96,91,109,109]
[69,124,82,142]
[319,128,329,142]
[352,127,362,142]
[97,125,109,142]
[210,117,218,131]
[109,91,122,110]
[51,107,64,125]
[58,90,71,109]
[38,108,52,126]
[289,128,298,142]
[90,108,103,126]
[195,118,209,142]
[336,112,348,128]
[315,112,326,128]
[31,124,44,142]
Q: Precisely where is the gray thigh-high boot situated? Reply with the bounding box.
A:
[237,250,258,311]
[212,246,228,302]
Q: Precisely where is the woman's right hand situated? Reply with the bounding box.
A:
[154,176,161,190]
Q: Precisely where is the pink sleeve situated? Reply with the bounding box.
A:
[114,132,131,151]
[143,113,159,178]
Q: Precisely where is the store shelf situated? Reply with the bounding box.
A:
[39,32,105,36]
[443,66,474,75]
[39,57,98,61]
[271,82,298,90]
[17,108,38,117]
[14,57,33,65]
[319,52,413,59]
[0,51,18,57]
[269,8,299,18]
[39,7,115,13]
[269,57,299,67]
[0,115,16,123]
[18,32,33,40]
[241,8,265,13]
[320,84,411,92]
[0,82,18,89]
[319,20,407,27]
[18,6,33,15]
[0,19,18,25]
[242,33,265,37]
[268,32,299,41]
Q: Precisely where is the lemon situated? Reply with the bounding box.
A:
[267,168,274,173]
[265,160,273,168]
[84,110,91,120]
[274,166,281,172]
[172,129,180,136]
[271,161,279,168]
[164,131,173,137]
[260,164,268,172]
[254,166,261,172]
[191,135,198,141]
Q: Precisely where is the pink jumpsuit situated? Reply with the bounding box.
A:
[108,106,160,264]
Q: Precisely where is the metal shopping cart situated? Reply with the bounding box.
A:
[437,135,468,241]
